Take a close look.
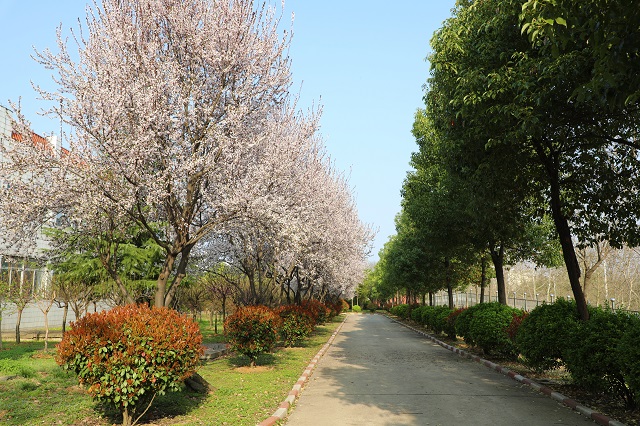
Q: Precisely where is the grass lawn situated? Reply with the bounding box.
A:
[0,315,345,425]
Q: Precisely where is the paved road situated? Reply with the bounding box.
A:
[285,313,593,426]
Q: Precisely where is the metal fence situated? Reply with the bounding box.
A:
[431,290,638,314]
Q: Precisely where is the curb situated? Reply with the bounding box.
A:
[258,316,348,426]
[387,315,627,426]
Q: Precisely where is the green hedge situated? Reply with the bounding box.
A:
[454,302,522,356]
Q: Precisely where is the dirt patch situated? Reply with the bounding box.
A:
[234,366,274,373]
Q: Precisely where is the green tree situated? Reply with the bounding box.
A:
[425,0,640,319]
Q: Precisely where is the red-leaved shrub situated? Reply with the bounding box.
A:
[56,304,203,426]
[224,306,282,365]
[300,299,330,324]
[276,305,315,347]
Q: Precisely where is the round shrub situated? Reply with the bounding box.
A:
[389,304,409,318]
[563,306,636,407]
[352,305,362,313]
[454,302,520,356]
[516,299,581,372]
[56,304,203,426]
[276,305,315,347]
[224,305,282,366]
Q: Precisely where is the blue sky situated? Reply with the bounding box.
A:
[0,0,456,261]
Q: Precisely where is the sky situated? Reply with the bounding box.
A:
[0,0,457,261]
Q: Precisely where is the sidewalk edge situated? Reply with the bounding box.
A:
[258,315,348,426]
[387,315,627,426]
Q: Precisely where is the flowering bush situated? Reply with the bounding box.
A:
[56,304,203,426]
[276,305,315,347]
[224,306,282,365]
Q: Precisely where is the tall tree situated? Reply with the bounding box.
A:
[0,0,327,307]
[425,0,640,320]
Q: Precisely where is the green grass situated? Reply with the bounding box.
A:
[0,315,344,425]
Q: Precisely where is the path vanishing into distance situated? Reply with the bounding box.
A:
[284,313,596,426]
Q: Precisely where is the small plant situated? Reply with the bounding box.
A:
[56,304,203,426]
[224,306,282,366]
[352,305,362,313]
[276,305,315,347]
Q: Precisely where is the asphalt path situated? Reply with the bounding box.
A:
[285,313,593,426]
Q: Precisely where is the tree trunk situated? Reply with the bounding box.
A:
[480,255,487,303]
[61,303,68,334]
[445,258,454,309]
[549,179,589,321]
[15,309,23,344]
[490,245,507,304]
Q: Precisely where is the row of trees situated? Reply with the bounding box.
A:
[365,0,640,320]
[0,0,373,314]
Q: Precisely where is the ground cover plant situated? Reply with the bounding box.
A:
[0,314,345,425]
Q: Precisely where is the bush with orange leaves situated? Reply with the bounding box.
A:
[276,304,315,347]
[300,299,330,324]
[56,304,203,426]
[224,305,282,366]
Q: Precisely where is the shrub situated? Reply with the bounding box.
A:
[410,305,427,323]
[224,306,282,366]
[352,305,362,313]
[445,308,466,339]
[389,304,409,319]
[56,304,203,426]
[421,306,453,335]
[617,314,640,408]
[563,307,636,407]
[454,302,520,356]
[455,307,475,345]
[276,305,315,347]
[300,299,330,324]
[516,299,582,372]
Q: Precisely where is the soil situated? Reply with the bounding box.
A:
[401,318,640,426]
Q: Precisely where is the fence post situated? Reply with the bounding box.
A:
[512,291,516,307]
[551,294,555,303]
[610,298,616,310]
[535,293,539,307]
[523,293,527,311]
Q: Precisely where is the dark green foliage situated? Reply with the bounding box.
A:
[421,305,453,335]
[617,314,640,408]
[515,299,581,371]
[563,307,637,408]
[224,306,282,365]
[410,305,427,322]
[454,302,520,356]
[389,304,410,319]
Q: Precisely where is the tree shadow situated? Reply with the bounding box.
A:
[94,384,207,425]
[227,352,277,368]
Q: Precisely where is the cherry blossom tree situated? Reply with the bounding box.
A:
[0,0,326,307]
